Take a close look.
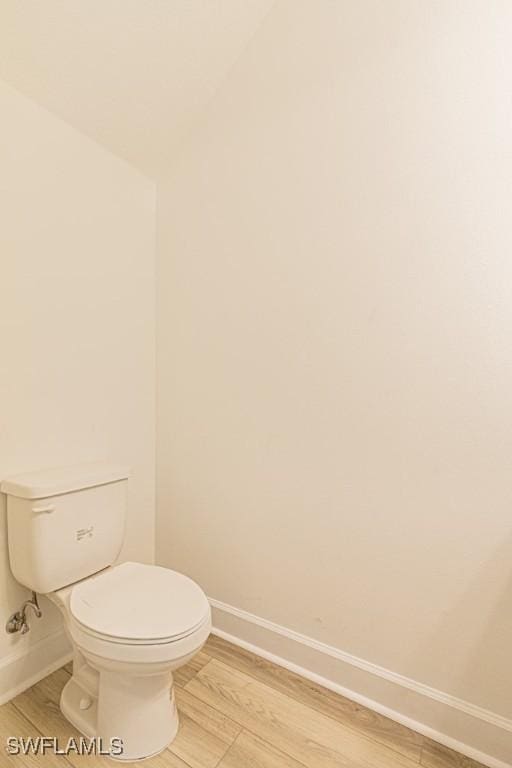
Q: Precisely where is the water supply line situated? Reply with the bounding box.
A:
[6,592,42,634]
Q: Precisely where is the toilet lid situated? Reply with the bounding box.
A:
[70,562,209,642]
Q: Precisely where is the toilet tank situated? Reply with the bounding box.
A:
[1,463,129,594]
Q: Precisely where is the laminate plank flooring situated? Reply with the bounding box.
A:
[187,658,418,768]
[204,634,423,762]
[420,739,487,768]
[0,634,487,768]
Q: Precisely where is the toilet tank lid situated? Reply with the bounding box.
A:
[1,462,130,499]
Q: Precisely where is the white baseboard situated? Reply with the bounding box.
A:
[209,598,512,768]
[0,628,72,705]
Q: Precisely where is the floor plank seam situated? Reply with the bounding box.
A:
[219,728,314,768]
[234,722,300,762]
[181,678,299,766]
[212,731,239,768]
[167,744,198,768]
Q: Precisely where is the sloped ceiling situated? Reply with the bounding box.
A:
[0,0,275,177]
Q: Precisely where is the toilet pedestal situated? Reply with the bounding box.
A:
[97,669,178,761]
[61,660,179,761]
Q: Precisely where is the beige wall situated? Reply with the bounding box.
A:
[0,80,156,663]
[157,0,512,720]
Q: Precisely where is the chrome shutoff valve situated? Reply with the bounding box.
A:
[6,592,42,634]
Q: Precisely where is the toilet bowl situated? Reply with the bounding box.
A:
[1,463,211,761]
[51,562,211,761]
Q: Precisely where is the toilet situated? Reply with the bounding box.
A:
[1,463,211,761]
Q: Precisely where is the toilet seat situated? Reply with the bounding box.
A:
[69,610,211,665]
[70,561,210,646]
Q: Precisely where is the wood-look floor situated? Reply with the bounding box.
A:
[0,634,485,768]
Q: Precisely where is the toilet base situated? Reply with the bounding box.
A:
[60,676,97,739]
[60,666,179,761]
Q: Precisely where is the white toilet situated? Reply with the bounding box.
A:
[1,463,211,761]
